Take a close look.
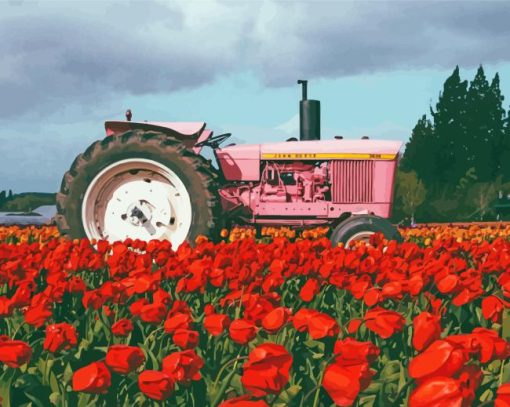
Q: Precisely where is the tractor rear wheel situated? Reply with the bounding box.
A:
[330,215,402,247]
[55,130,222,248]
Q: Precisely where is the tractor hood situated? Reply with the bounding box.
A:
[259,139,403,160]
[216,139,403,182]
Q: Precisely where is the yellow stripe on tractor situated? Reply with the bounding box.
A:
[261,153,397,160]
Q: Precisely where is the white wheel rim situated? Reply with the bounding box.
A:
[346,231,375,247]
[82,158,192,248]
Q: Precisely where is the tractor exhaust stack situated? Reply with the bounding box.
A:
[297,79,320,141]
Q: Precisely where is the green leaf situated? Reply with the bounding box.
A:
[362,381,382,395]
[502,361,510,384]
[139,342,159,370]
[49,371,60,394]
[49,392,61,406]
[24,391,46,407]
[379,360,401,380]
[0,369,16,407]
[502,309,510,342]
[273,384,302,407]
[77,393,92,407]
[303,339,325,352]
[358,394,377,407]
[63,362,74,384]
[229,373,243,395]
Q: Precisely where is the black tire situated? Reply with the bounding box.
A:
[55,130,223,244]
[329,215,402,246]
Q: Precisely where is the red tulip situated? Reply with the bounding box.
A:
[299,278,320,302]
[204,304,215,316]
[0,296,13,317]
[436,274,458,294]
[409,376,473,407]
[261,307,291,334]
[412,312,442,351]
[481,296,508,323]
[363,288,382,307]
[204,314,231,336]
[241,343,292,397]
[471,328,510,363]
[292,308,319,332]
[307,312,340,340]
[72,361,111,394]
[364,307,405,339]
[105,345,145,374]
[153,288,172,306]
[82,289,104,310]
[409,340,467,382]
[219,395,270,406]
[111,318,134,337]
[139,303,167,324]
[138,370,174,401]
[162,349,204,383]
[445,328,510,364]
[0,338,32,368]
[495,383,510,407]
[333,338,380,365]
[323,361,374,406]
[229,319,258,344]
[43,323,78,353]
[164,312,192,334]
[24,302,53,328]
[129,298,149,316]
[346,318,362,334]
[173,329,199,349]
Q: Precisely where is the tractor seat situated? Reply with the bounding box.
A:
[286,137,298,142]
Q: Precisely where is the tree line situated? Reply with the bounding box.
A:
[394,65,510,222]
[0,190,14,209]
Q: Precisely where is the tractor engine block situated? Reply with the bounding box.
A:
[258,162,329,203]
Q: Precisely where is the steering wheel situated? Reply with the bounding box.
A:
[194,133,232,149]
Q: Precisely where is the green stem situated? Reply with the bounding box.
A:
[11,322,25,339]
[311,370,326,407]
[393,380,412,404]
[143,326,165,348]
[211,354,248,406]
[499,358,506,385]
[311,355,336,407]
[212,355,248,390]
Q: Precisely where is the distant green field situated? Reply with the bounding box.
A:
[0,192,56,212]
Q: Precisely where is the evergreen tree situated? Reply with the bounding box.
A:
[400,115,436,185]
[501,109,510,180]
[430,66,468,185]
[488,73,506,176]
[7,190,12,198]
[465,66,498,181]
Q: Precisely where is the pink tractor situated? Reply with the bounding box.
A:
[56,80,403,247]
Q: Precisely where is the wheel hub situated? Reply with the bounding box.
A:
[82,158,192,247]
[127,201,153,226]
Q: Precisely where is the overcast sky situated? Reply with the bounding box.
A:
[1,0,510,192]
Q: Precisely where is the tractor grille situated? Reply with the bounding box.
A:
[331,160,374,203]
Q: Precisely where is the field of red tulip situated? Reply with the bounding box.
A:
[1,225,510,406]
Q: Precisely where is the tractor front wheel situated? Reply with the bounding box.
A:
[55,130,222,248]
[329,215,402,247]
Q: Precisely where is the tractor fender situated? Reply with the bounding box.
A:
[105,121,211,152]
[105,121,206,137]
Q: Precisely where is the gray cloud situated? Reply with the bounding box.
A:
[248,1,510,85]
[0,0,259,118]
[1,1,510,119]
